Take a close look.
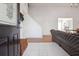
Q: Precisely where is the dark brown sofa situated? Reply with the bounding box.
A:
[50,29,79,56]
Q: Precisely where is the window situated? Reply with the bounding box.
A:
[58,18,73,32]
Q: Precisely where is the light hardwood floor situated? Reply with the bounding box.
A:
[27,35,53,43]
[20,35,54,55]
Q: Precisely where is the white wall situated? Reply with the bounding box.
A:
[20,3,43,38]
[20,3,28,15]
[22,15,43,38]
[29,4,79,35]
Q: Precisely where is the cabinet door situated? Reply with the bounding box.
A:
[0,36,8,56]
[9,41,14,56]
[0,3,17,26]
[0,44,8,56]
[13,34,20,56]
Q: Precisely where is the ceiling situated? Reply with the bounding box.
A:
[29,3,79,7]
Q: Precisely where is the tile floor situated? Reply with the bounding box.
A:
[23,42,69,56]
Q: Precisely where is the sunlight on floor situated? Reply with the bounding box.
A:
[23,42,69,56]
